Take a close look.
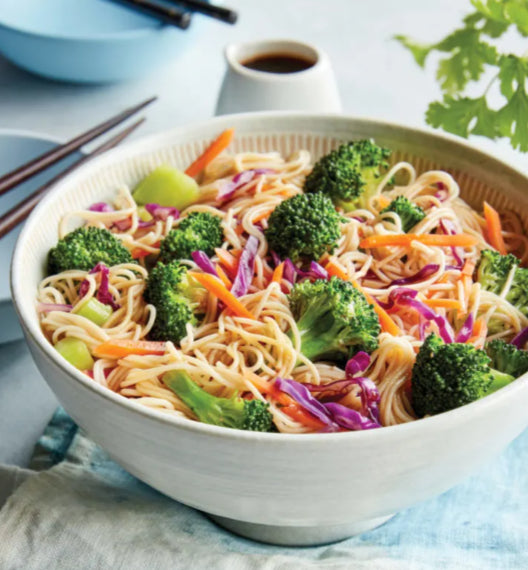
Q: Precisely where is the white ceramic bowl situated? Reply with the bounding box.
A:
[11,113,528,546]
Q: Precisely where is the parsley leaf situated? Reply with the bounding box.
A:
[394,36,432,68]
[426,96,498,139]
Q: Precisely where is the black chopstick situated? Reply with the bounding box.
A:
[0,119,145,239]
[167,0,237,24]
[0,97,156,198]
[114,0,191,29]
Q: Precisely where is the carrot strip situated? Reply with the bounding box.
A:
[185,128,235,178]
[215,265,232,289]
[483,201,507,255]
[251,209,274,224]
[93,339,166,359]
[131,248,152,259]
[376,195,391,209]
[359,233,479,249]
[462,259,476,277]
[215,248,238,272]
[325,258,350,281]
[189,271,255,319]
[468,317,487,347]
[271,262,285,283]
[424,298,462,310]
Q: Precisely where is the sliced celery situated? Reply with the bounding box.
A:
[132,165,200,210]
[55,338,94,371]
[77,298,113,326]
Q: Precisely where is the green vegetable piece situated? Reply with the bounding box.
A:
[304,139,391,212]
[55,337,94,371]
[137,206,152,222]
[144,261,206,344]
[163,370,274,432]
[381,196,426,233]
[76,298,113,326]
[486,338,528,378]
[265,193,342,262]
[48,227,133,275]
[133,166,200,210]
[288,276,381,363]
[412,334,514,417]
[159,212,223,263]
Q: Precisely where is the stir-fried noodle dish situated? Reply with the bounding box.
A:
[37,130,528,434]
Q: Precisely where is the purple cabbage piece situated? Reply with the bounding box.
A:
[145,203,180,222]
[37,303,73,313]
[304,379,356,402]
[274,376,381,432]
[231,235,259,297]
[389,263,459,287]
[378,287,455,343]
[79,263,120,311]
[191,251,219,277]
[455,313,475,343]
[512,327,528,349]
[345,351,370,376]
[439,219,464,268]
[271,254,329,285]
[89,202,114,213]
[308,261,329,280]
[324,402,381,430]
[344,351,380,422]
[217,169,275,202]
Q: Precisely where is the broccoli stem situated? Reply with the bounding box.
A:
[164,370,245,427]
[486,369,515,395]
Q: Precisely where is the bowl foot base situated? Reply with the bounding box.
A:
[208,513,395,546]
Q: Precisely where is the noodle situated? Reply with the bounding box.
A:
[37,145,528,433]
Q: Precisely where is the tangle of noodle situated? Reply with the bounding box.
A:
[37,149,528,432]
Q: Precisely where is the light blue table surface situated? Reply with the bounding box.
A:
[0,0,527,565]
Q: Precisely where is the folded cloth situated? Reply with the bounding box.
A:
[0,410,527,570]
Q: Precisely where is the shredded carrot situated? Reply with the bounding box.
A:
[185,128,235,178]
[483,201,507,255]
[251,209,274,224]
[462,259,476,277]
[325,258,350,281]
[468,317,487,347]
[215,265,232,289]
[215,248,238,272]
[189,271,255,319]
[131,248,151,259]
[93,339,166,359]
[359,233,479,249]
[424,298,462,310]
[323,258,400,335]
[234,224,245,236]
[376,195,391,209]
[278,189,296,198]
[271,262,285,283]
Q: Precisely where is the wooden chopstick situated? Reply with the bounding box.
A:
[114,0,191,29]
[167,0,237,24]
[0,118,145,239]
[0,96,156,198]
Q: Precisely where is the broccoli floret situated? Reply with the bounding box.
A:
[288,276,380,363]
[144,261,205,343]
[486,339,528,378]
[381,196,426,232]
[304,139,391,211]
[412,334,514,417]
[475,249,528,324]
[265,193,342,262]
[159,212,223,263]
[163,370,274,432]
[47,227,133,275]
[475,249,519,295]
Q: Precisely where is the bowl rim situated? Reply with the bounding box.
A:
[0,10,169,43]
[12,111,528,443]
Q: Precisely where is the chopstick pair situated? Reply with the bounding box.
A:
[0,97,157,239]
[113,0,237,30]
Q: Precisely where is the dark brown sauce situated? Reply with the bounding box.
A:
[241,53,315,74]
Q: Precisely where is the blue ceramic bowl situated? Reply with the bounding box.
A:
[0,0,202,83]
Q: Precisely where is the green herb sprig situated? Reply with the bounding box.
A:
[396,1,528,151]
